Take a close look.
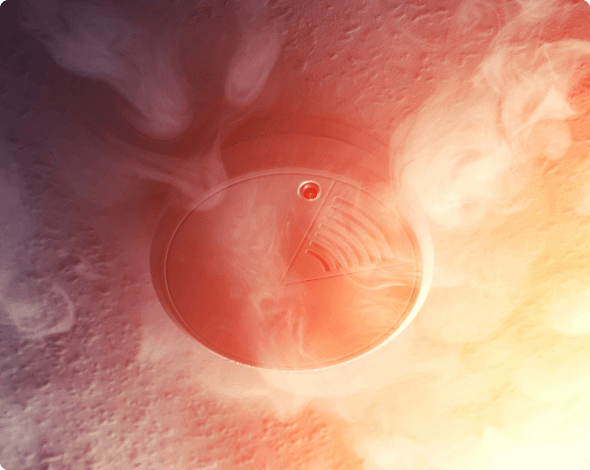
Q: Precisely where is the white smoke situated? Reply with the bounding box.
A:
[136,4,590,470]
[343,1,590,469]
[0,144,75,339]
[225,0,282,108]
[21,0,196,141]
[21,0,282,138]
[7,0,590,469]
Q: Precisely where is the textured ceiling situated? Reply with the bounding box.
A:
[2,0,590,469]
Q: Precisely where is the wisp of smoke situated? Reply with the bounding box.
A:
[0,143,75,339]
[21,0,196,141]
[134,4,590,469]
[225,0,282,108]
[336,1,590,469]
[21,0,283,138]
[12,0,590,468]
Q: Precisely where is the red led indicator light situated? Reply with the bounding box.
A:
[299,181,321,201]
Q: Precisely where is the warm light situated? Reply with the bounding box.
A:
[7,0,590,468]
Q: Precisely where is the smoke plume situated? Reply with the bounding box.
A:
[5,0,590,468]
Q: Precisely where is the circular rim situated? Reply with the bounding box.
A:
[151,170,430,370]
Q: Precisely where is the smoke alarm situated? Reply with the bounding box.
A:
[151,117,430,370]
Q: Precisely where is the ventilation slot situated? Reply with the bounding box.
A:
[314,233,352,269]
[306,197,397,272]
[305,250,331,272]
[335,198,395,259]
[328,210,380,263]
[308,241,342,272]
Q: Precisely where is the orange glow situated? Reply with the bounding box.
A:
[4,0,590,468]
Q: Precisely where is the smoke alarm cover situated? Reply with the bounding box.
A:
[151,170,424,369]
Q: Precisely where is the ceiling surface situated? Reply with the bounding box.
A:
[2,0,590,469]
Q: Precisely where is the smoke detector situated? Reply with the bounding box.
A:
[151,117,431,370]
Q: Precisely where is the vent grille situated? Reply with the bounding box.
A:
[283,192,414,284]
[307,197,397,273]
